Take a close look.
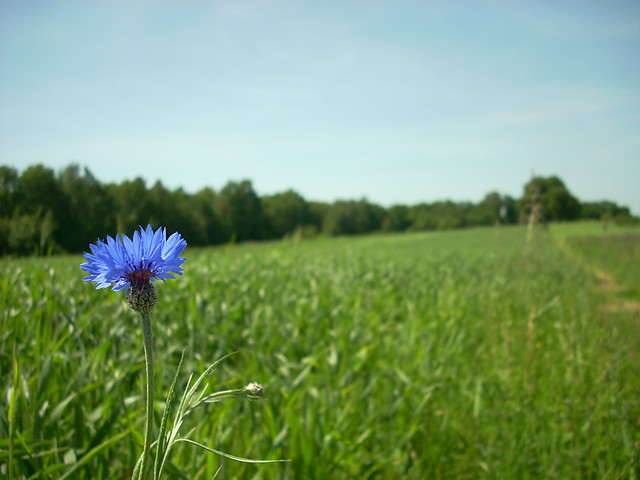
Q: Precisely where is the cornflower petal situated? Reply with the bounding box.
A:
[81,225,187,291]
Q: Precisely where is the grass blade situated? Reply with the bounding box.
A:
[173,438,289,464]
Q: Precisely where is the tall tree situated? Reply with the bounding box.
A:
[518,176,581,222]
[57,164,115,251]
[14,164,69,252]
[107,177,153,234]
[262,190,311,238]
[215,180,264,242]
[323,199,385,236]
[580,201,629,220]
[15,165,67,217]
[382,205,411,232]
[148,181,180,230]
[407,203,436,231]
[192,187,226,245]
[0,166,19,217]
[469,192,517,226]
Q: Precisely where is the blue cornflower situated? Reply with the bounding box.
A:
[81,225,187,292]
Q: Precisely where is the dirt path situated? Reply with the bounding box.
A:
[555,237,640,315]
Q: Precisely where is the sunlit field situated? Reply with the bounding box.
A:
[2,223,639,479]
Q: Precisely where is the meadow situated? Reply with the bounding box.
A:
[1,222,638,479]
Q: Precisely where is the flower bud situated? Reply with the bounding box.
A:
[244,382,265,398]
[127,282,158,313]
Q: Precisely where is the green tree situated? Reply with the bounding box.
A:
[192,188,226,245]
[407,203,436,231]
[382,205,411,232]
[6,209,55,255]
[15,164,67,216]
[518,176,581,222]
[0,166,19,217]
[432,201,470,230]
[107,177,153,234]
[307,201,329,234]
[0,166,19,254]
[147,181,182,232]
[262,190,311,238]
[323,199,385,236]
[580,201,629,220]
[215,180,264,242]
[408,201,470,231]
[13,164,70,252]
[148,182,222,246]
[469,192,517,226]
[57,164,116,251]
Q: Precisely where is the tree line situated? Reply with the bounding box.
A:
[0,164,636,256]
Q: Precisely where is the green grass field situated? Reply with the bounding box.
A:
[2,223,639,479]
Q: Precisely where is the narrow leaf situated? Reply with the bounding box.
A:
[174,438,289,464]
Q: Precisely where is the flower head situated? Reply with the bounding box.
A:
[81,225,187,292]
[244,382,265,398]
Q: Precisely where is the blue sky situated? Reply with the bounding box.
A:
[1,0,639,213]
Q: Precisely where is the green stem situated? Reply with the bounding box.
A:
[139,312,155,480]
